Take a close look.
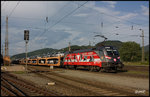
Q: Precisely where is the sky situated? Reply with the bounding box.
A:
[1,1,149,56]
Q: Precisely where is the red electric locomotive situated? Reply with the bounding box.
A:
[63,46,124,72]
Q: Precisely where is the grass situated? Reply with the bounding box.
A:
[123,61,149,66]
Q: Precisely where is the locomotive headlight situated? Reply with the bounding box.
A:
[114,58,117,62]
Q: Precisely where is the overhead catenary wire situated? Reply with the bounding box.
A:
[39,1,73,49]
[46,1,88,32]
[29,1,89,46]
[2,1,148,53]
[1,15,99,26]
[48,1,72,26]
[8,1,20,17]
[73,1,147,26]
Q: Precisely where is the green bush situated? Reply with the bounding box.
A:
[119,41,141,62]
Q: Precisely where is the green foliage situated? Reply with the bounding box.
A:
[119,41,141,62]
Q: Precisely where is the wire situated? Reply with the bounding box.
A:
[73,1,147,26]
[8,1,20,17]
[49,1,72,25]
[47,1,88,31]
[29,1,88,46]
[1,15,98,26]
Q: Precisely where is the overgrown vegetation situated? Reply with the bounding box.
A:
[119,41,141,62]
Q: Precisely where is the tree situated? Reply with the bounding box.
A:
[119,41,141,62]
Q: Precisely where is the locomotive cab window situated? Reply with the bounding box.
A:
[106,49,119,56]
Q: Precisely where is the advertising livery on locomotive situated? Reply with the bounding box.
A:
[64,46,124,72]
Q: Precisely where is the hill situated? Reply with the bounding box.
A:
[95,40,123,50]
[11,48,58,60]
[59,45,93,52]
[10,40,123,59]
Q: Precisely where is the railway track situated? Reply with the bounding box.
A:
[28,66,135,96]
[1,71,63,96]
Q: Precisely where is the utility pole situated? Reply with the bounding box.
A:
[24,30,29,73]
[139,29,144,62]
[5,16,9,57]
[4,16,10,66]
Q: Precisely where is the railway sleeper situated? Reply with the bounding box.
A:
[1,77,26,96]
[1,85,17,96]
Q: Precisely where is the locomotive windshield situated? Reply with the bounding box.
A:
[106,49,119,56]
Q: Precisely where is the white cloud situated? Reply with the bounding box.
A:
[118,13,138,21]
[1,1,149,56]
[73,13,89,17]
[2,1,69,18]
[141,5,149,16]
[102,1,117,8]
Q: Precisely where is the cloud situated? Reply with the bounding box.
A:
[2,1,70,18]
[141,5,149,16]
[102,1,117,8]
[73,13,89,17]
[118,13,138,21]
[1,1,149,56]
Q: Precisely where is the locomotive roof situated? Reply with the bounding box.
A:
[64,46,116,54]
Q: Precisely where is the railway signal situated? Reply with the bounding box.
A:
[24,30,29,73]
